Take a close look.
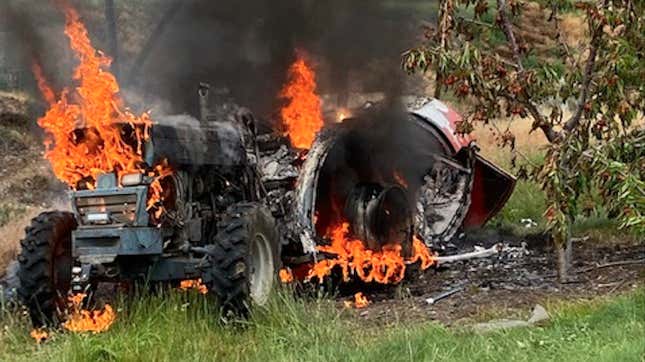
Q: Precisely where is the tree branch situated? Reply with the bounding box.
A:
[564,40,599,131]
[434,0,455,99]
[496,0,561,143]
[525,102,560,143]
[500,92,560,143]
[496,0,524,71]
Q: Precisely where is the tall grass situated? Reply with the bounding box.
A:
[1,288,643,361]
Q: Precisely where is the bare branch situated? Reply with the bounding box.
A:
[496,0,524,71]
[458,16,494,29]
[495,0,562,143]
[564,2,608,132]
[578,258,645,274]
[434,0,455,99]
[564,39,599,131]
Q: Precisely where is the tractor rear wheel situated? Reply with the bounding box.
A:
[17,211,77,327]
[201,203,280,317]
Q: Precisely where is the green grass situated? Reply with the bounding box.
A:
[1,289,643,361]
[492,179,548,233]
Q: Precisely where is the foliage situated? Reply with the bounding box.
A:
[402,0,644,266]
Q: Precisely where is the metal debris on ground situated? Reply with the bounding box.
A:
[425,286,464,305]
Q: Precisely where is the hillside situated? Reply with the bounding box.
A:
[0,92,65,274]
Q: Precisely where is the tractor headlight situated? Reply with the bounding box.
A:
[121,173,143,186]
[86,212,110,224]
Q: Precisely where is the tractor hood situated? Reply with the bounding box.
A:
[146,115,247,168]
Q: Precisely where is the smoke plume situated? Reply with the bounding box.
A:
[3,0,437,118]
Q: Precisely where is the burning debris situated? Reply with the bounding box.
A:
[353,292,369,309]
[279,268,295,284]
[179,279,208,294]
[343,292,370,309]
[61,294,116,334]
[307,223,436,284]
[29,328,49,344]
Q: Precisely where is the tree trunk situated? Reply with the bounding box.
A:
[434,72,443,99]
[104,0,119,78]
[555,224,573,283]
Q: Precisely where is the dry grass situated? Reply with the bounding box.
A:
[471,117,550,167]
[561,14,587,47]
[0,208,43,277]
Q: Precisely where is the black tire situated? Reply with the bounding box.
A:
[201,203,280,316]
[17,211,77,327]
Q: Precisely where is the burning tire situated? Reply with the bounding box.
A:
[201,203,280,316]
[17,211,77,327]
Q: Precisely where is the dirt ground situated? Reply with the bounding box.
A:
[332,233,644,326]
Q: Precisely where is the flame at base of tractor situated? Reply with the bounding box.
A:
[307,222,436,284]
[30,329,49,344]
[179,279,208,294]
[353,292,369,308]
[62,294,116,334]
[279,268,295,283]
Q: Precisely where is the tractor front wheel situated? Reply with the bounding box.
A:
[201,203,280,317]
[17,211,77,327]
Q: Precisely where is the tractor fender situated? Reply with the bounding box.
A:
[410,99,516,228]
[410,99,472,154]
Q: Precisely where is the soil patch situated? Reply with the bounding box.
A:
[334,235,644,326]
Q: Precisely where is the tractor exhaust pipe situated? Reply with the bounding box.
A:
[198,82,210,125]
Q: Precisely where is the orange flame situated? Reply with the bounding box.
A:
[336,108,351,123]
[280,53,324,149]
[410,236,435,270]
[279,268,294,283]
[62,293,116,334]
[393,171,408,189]
[33,5,172,206]
[146,159,174,219]
[179,279,208,294]
[30,328,49,344]
[354,292,369,308]
[307,222,436,284]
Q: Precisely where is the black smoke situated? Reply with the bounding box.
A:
[2,0,438,118]
[135,0,435,117]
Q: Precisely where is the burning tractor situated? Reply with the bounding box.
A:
[18,89,514,327]
[15,6,515,328]
[18,83,285,326]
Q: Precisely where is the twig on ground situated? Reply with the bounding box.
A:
[425,286,464,305]
[609,279,628,294]
[578,259,645,274]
